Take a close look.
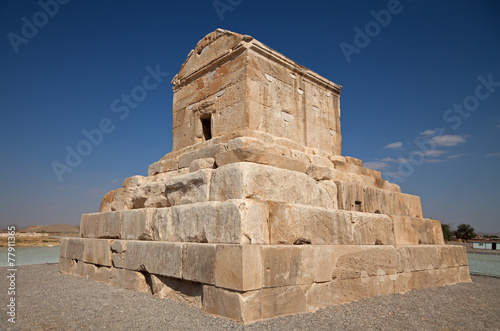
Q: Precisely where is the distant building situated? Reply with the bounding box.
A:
[472,241,498,250]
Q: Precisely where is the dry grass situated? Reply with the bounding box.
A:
[0,233,80,248]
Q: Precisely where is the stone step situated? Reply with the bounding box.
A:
[82,201,442,245]
[59,239,470,324]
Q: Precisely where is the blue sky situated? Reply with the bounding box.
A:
[1,0,499,233]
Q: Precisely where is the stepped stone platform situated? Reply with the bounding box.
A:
[59,29,471,324]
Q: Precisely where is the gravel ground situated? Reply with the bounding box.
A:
[1,264,499,330]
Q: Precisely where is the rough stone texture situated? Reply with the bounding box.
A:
[210,163,335,209]
[61,29,470,325]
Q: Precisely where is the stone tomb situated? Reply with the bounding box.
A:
[59,29,471,324]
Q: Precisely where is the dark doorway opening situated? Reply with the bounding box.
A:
[201,115,212,141]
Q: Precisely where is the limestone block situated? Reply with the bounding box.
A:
[94,266,112,284]
[412,218,445,244]
[262,246,302,287]
[317,180,338,209]
[178,145,222,169]
[213,101,247,137]
[305,281,335,310]
[396,246,440,273]
[141,182,170,208]
[110,241,127,268]
[189,158,215,172]
[80,213,98,238]
[66,238,85,261]
[83,239,112,267]
[164,170,212,207]
[151,208,173,241]
[59,238,68,258]
[171,202,220,243]
[268,204,352,245]
[334,246,398,280]
[175,29,245,84]
[96,211,120,239]
[351,212,395,245]
[215,245,262,291]
[438,245,468,268]
[110,240,127,253]
[233,199,269,244]
[72,260,85,277]
[82,262,97,279]
[120,208,156,240]
[345,156,362,167]
[210,163,335,208]
[391,215,419,245]
[215,148,308,174]
[458,266,472,283]
[202,285,261,324]
[182,243,216,284]
[110,268,150,292]
[312,245,336,282]
[123,241,183,278]
[403,194,423,218]
[150,274,202,308]
[335,181,365,212]
[58,257,72,274]
[260,286,307,319]
[112,253,124,268]
[308,155,333,168]
[305,165,337,181]
[152,168,189,182]
[100,188,132,212]
[122,175,149,188]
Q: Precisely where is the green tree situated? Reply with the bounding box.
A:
[454,224,476,242]
[441,223,454,241]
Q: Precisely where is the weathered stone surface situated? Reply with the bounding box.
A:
[178,145,223,169]
[268,204,352,245]
[351,212,395,245]
[66,238,84,261]
[164,170,212,206]
[100,188,132,212]
[82,239,111,267]
[58,257,72,274]
[80,213,99,238]
[215,148,308,174]
[120,209,156,240]
[111,268,150,292]
[334,246,398,280]
[391,215,419,245]
[202,285,261,324]
[211,163,335,208]
[336,181,365,212]
[189,158,215,172]
[123,241,183,278]
[96,211,120,238]
[215,245,262,291]
[182,243,216,284]
[151,208,172,241]
[260,286,307,319]
[151,274,202,308]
